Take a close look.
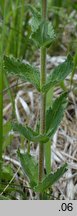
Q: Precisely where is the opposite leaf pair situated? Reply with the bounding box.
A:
[4,54,73,94]
[12,92,68,143]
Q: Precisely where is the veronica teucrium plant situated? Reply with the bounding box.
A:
[3,0,74,199]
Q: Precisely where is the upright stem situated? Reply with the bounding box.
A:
[38,0,47,184]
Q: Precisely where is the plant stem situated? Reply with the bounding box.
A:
[38,0,47,185]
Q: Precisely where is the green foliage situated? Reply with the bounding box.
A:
[45,92,68,177]
[12,123,49,144]
[2,165,13,181]
[4,55,40,91]
[0,181,26,200]
[74,52,77,67]
[0,195,10,200]
[46,87,54,108]
[18,150,38,187]
[27,4,41,32]
[45,140,51,174]
[31,20,55,48]
[3,121,13,150]
[46,92,68,137]
[18,151,67,193]
[35,163,67,192]
[42,55,74,93]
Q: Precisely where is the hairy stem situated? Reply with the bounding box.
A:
[38,0,47,187]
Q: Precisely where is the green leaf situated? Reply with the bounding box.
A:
[12,123,49,144]
[0,195,10,200]
[3,134,13,150]
[46,87,54,108]
[18,151,38,187]
[3,121,12,136]
[31,21,55,48]
[28,5,55,47]
[45,140,51,174]
[27,4,41,32]
[4,56,40,91]
[2,165,13,181]
[46,92,67,137]
[73,51,77,67]
[42,55,73,93]
[3,121,13,150]
[35,163,67,192]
